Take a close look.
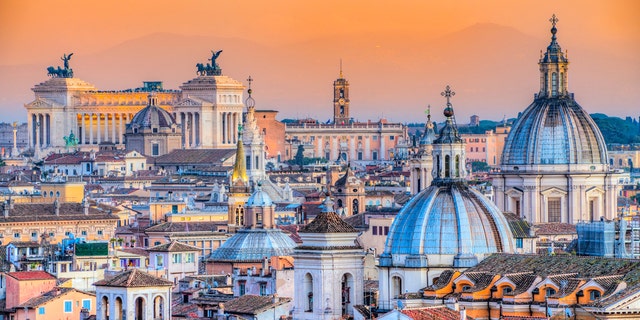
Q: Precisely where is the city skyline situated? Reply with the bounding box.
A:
[1,0,638,123]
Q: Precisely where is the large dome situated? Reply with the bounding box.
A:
[207,229,297,262]
[380,182,515,268]
[128,94,176,129]
[501,97,607,166]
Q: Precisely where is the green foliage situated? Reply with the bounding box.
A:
[591,114,640,145]
[294,145,305,167]
[471,161,491,172]
[0,158,5,167]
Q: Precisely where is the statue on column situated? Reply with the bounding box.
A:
[196,50,223,76]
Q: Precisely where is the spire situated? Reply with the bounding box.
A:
[339,59,344,79]
[433,85,462,144]
[245,76,255,108]
[539,14,569,98]
[420,105,436,146]
[231,125,248,184]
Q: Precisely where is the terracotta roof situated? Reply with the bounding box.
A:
[299,211,357,233]
[118,248,150,257]
[426,270,455,290]
[278,224,302,244]
[223,295,291,315]
[0,203,119,223]
[94,269,172,287]
[145,221,224,233]
[460,272,495,293]
[502,212,534,238]
[503,273,538,296]
[343,213,368,229]
[7,241,41,248]
[17,288,94,308]
[154,149,235,165]
[148,240,200,252]
[534,223,576,235]
[7,271,56,281]
[401,306,462,320]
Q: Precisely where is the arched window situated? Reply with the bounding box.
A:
[341,273,354,315]
[444,155,451,178]
[559,72,564,93]
[455,155,460,177]
[135,296,145,320]
[337,199,343,208]
[352,199,359,215]
[392,276,403,298]
[153,296,164,318]
[551,72,558,97]
[101,296,110,320]
[502,286,513,295]
[589,290,601,301]
[436,155,441,178]
[305,273,314,312]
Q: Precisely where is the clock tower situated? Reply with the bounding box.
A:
[333,63,350,125]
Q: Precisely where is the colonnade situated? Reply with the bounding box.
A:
[221,111,241,145]
[175,111,201,148]
[30,113,50,148]
[76,112,134,145]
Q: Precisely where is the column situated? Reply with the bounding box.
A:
[118,113,124,144]
[96,113,101,144]
[190,112,196,147]
[111,113,116,144]
[380,134,385,160]
[89,113,94,145]
[195,112,200,146]
[103,113,109,143]
[232,113,237,144]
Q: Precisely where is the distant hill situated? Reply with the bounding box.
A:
[409,114,640,146]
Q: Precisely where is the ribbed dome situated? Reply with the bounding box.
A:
[502,97,607,166]
[207,229,296,262]
[129,94,176,129]
[246,185,273,207]
[380,182,515,268]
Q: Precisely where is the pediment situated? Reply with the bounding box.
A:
[27,98,56,108]
[541,187,567,196]
[174,96,212,107]
[585,186,604,196]
[505,188,523,196]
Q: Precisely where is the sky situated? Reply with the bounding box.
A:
[1,0,638,123]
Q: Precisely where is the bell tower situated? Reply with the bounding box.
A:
[333,61,350,125]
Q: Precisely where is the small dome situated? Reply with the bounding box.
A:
[207,229,297,262]
[502,98,607,166]
[381,182,515,268]
[246,185,273,207]
[128,94,176,129]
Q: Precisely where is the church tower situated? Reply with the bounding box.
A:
[227,127,252,232]
[242,77,267,183]
[409,105,436,194]
[293,196,364,319]
[333,62,350,125]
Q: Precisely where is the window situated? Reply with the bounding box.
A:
[546,288,556,296]
[372,151,378,161]
[185,252,195,263]
[152,143,159,156]
[31,232,37,238]
[13,233,20,238]
[548,198,561,223]
[516,238,523,249]
[64,300,72,313]
[49,232,55,237]
[81,230,87,236]
[172,253,182,263]
[82,299,91,310]
[373,136,378,141]
[372,226,377,235]
[38,307,45,315]
[65,231,71,236]
[97,230,103,236]
[239,281,246,296]
[590,290,601,301]
[503,287,513,295]
[357,152,363,160]
[389,136,394,140]
[384,226,389,235]
[156,254,164,267]
[260,283,267,296]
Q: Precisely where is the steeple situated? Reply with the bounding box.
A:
[231,126,248,184]
[333,62,350,125]
[538,14,570,98]
[419,105,436,146]
[431,85,467,183]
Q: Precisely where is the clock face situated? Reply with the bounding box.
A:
[338,98,346,105]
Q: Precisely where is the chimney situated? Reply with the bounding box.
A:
[261,256,268,276]
[54,199,60,216]
[217,302,225,320]
[83,197,89,215]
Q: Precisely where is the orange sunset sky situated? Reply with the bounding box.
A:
[0,0,638,123]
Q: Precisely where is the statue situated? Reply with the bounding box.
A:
[61,53,73,69]
[46,53,74,78]
[209,50,223,69]
[63,130,78,148]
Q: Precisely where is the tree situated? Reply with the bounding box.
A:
[295,145,305,168]
[471,161,491,172]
